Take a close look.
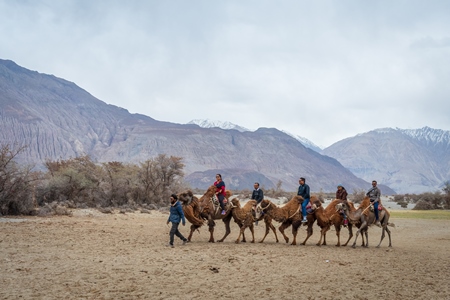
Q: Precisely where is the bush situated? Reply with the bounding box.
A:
[0,144,39,215]
[349,189,366,203]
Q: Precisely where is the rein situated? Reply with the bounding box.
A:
[258,201,271,211]
[288,206,300,219]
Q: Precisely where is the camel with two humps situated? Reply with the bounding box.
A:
[312,198,358,247]
[255,195,304,245]
[197,185,234,243]
[177,190,205,242]
[230,198,257,243]
[337,196,395,248]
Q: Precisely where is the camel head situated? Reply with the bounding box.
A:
[335,202,349,213]
[178,190,195,205]
[293,195,304,204]
[255,199,271,219]
[231,198,241,208]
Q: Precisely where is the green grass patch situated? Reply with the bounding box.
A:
[390,210,450,220]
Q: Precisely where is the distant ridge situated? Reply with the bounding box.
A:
[322,127,450,193]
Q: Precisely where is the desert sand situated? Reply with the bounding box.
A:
[1,208,449,300]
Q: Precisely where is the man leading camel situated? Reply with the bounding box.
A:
[297,177,310,223]
[367,180,381,227]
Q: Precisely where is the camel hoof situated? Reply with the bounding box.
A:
[251,241,255,243]
[235,240,239,244]
[352,244,356,248]
[291,242,296,246]
[335,244,340,247]
[316,243,321,247]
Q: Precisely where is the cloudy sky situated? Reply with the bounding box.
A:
[1,1,449,147]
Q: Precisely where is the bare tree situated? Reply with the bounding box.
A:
[0,144,38,215]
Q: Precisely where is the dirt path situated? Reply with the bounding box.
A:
[1,210,449,299]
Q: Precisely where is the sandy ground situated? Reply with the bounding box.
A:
[1,209,450,300]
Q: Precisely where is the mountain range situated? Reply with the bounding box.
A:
[0,58,393,193]
[321,127,450,194]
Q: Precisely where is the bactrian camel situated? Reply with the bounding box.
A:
[197,185,234,243]
[177,190,205,242]
[230,198,257,243]
[313,199,358,247]
[255,195,304,244]
[337,196,395,248]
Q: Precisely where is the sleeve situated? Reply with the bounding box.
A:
[306,185,310,198]
[377,188,381,201]
[343,190,348,200]
[178,204,186,225]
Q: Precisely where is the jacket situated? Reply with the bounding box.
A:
[214,180,226,196]
[297,183,310,199]
[366,186,381,202]
[251,188,264,203]
[168,201,186,225]
[336,188,348,200]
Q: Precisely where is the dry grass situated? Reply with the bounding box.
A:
[390,209,450,220]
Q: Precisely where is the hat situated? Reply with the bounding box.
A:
[171,194,178,200]
[337,183,343,187]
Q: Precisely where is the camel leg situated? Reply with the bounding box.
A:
[217,214,232,242]
[249,224,255,243]
[386,226,392,247]
[316,225,328,246]
[352,222,366,248]
[334,224,341,247]
[363,229,369,247]
[260,217,279,243]
[291,222,301,245]
[278,222,291,244]
[376,226,386,248]
[235,226,245,244]
[208,218,216,243]
[187,225,196,242]
[376,222,392,248]
[342,224,353,247]
[301,223,314,245]
[259,222,270,243]
[241,231,246,243]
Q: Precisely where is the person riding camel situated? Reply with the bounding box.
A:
[251,182,264,225]
[214,174,227,215]
[297,177,310,223]
[367,180,381,227]
[336,184,349,226]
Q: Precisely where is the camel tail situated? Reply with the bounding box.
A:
[387,222,395,228]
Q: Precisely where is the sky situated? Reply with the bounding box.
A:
[1,0,450,148]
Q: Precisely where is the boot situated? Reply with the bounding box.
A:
[343,219,348,227]
[374,220,381,227]
[301,216,307,223]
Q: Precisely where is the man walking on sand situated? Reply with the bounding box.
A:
[166,194,188,248]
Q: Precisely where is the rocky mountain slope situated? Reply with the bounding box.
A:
[322,127,450,194]
[0,59,394,193]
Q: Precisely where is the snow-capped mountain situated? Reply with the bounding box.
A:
[188,119,322,152]
[282,131,322,152]
[188,119,250,132]
[322,127,450,193]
